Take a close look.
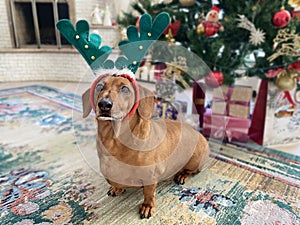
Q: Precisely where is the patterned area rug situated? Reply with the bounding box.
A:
[0,85,299,225]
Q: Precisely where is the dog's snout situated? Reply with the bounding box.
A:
[98,98,113,111]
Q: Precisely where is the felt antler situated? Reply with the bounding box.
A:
[56,19,114,70]
[56,12,170,73]
[115,12,170,73]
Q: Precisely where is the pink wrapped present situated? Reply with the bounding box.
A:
[212,86,252,119]
[203,113,250,142]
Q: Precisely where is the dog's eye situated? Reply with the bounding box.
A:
[120,86,130,95]
[96,83,104,92]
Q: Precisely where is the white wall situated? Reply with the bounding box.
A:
[0,52,92,82]
[75,0,107,21]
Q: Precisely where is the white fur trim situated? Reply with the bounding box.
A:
[93,68,136,80]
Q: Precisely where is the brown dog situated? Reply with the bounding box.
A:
[82,74,210,219]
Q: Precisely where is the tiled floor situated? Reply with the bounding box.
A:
[1,80,299,156]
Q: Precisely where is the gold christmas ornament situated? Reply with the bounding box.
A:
[196,24,205,35]
[275,69,297,91]
[196,12,205,35]
[223,17,230,23]
[268,29,300,61]
[179,0,195,6]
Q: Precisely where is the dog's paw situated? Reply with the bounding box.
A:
[139,203,155,219]
[107,187,125,197]
[174,172,190,185]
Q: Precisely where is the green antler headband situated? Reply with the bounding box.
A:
[56,12,170,73]
[56,19,113,70]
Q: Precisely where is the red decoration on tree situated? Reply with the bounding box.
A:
[163,20,181,37]
[291,10,300,20]
[197,6,224,36]
[205,70,224,88]
[272,8,291,28]
[288,60,300,71]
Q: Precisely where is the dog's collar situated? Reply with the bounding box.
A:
[89,73,140,121]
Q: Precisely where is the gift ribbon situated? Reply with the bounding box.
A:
[212,98,249,117]
[212,86,251,118]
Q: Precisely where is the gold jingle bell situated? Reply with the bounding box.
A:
[165,28,175,44]
[276,69,297,91]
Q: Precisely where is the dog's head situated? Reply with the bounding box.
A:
[82,75,155,121]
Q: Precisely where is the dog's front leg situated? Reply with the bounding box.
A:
[139,184,157,219]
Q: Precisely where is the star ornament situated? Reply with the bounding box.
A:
[250,28,266,46]
[237,15,266,46]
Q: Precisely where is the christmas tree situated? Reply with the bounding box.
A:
[118,0,300,87]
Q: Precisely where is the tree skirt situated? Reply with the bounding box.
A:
[0,85,299,225]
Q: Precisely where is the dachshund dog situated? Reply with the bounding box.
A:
[82,74,210,219]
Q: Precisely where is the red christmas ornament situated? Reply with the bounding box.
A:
[288,61,300,72]
[272,8,291,28]
[205,71,224,88]
[163,20,181,37]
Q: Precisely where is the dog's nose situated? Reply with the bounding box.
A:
[98,98,113,112]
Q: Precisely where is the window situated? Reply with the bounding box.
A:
[8,0,74,49]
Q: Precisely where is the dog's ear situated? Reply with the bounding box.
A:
[82,88,92,118]
[137,86,155,120]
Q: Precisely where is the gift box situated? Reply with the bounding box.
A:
[203,113,250,142]
[203,85,252,142]
[154,99,187,120]
[212,85,252,119]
